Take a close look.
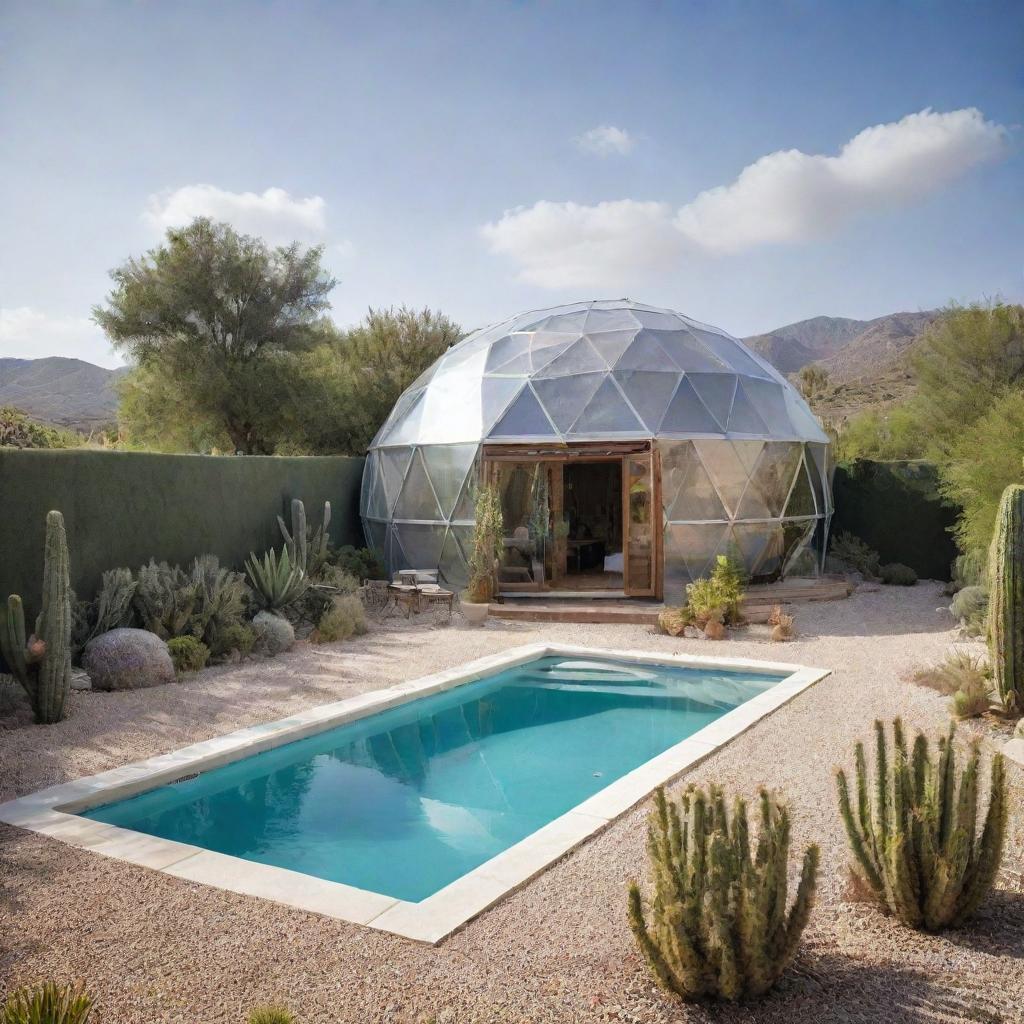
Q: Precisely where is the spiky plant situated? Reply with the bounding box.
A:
[988,483,1024,714]
[627,785,819,1002]
[278,498,332,577]
[0,510,72,724]
[247,1007,294,1024]
[0,981,92,1023]
[835,718,1006,931]
[245,546,308,611]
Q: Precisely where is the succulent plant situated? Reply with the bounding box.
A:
[245,546,308,612]
[0,981,93,1023]
[253,610,295,655]
[988,483,1024,714]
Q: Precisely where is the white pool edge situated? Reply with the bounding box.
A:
[0,643,830,945]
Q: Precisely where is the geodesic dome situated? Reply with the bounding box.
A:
[360,299,832,592]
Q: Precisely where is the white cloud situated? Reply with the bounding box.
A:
[675,107,1008,253]
[144,184,329,246]
[480,199,680,289]
[0,307,121,367]
[485,108,1009,286]
[575,125,636,157]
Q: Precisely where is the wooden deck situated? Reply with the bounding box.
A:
[488,575,853,625]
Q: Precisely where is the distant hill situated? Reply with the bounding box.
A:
[744,310,940,420]
[0,357,127,433]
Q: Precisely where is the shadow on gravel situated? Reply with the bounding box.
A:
[938,887,1024,960]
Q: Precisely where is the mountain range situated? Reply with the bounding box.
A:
[1,309,939,433]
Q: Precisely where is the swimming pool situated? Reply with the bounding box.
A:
[0,643,828,942]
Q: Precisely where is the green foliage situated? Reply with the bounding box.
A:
[0,981,93,1024]
[133,560,200,639]
[189,555,252,652]
[828,531,880,577]
[880,562,917,586]
[209,621,256,661]
[0,511,72,724]
[247,1008,295,1024]
[0,407,80,450]
[988,483,1024,714]
[466,484,503,603]
[911,302,1024,463]
[684,555,746,625]
[94,217,336,454]
[245,546,308,612]
[278,498,331,576]
[332,545,385,583]
[627,785,819,1001]
[950,585,988,637]
[286,306,462,455]
[796,364,829,403]
[313,593,367,644]
[252,610,294,655]
[167,635,210,674]
[913,649,992,719]
[835,719,1006,930]
[832,405,924,463]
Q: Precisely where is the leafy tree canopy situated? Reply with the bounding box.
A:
[94,217,336,454]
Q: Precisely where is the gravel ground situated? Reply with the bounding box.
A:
[1,582,1022,1024]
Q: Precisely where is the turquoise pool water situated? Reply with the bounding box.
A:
[84,655,782,901]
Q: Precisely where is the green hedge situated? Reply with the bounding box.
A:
[830,459,959,581]
[0,449,365,613]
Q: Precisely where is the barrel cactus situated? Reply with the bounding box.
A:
[988,483,1024,714]
[835,718,1006,931]
[627,785,819,1001]
[0,510,72,724]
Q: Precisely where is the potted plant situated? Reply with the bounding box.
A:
[461,483,503,626]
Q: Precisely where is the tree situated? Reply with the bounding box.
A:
[911,301,1024,461]
[94,218,336,454]
[286,306,462,454]
[832,405,924,462]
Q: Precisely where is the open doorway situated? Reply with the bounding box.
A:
[561,460,623,590]
[485,441,659,598]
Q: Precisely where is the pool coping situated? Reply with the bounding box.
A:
[0,643,830,945]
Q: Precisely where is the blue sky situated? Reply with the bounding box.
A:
[2,0,1021,367]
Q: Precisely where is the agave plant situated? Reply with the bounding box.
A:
[245,546,308,611]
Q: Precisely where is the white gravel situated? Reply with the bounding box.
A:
[1,582,1022,1024]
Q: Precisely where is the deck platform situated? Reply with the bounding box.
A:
[488,576,853,625]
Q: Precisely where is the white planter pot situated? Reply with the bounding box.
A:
[460,600,490,626]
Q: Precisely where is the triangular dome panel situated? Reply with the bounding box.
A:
[533,337,607,377]
[393,449,442,520]
[569,376,644,434]
[659,377,722,434]
[532,372,604,433]
[488,385,557,438]
[379,447,414,515]
[614,370,681,433]
[728,381,770,434]
[647,329,729,373]
[421,443,478,519]
[686,374,737,432]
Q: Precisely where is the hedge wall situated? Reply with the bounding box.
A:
[0,449,365,614]
[830,459,959,581]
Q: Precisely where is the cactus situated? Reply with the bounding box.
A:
[988,483,1024,714]
[278,498,332,576]
[835,718,1006,931]
[627,785,819,1001]
[0,510,72,724]
[245,546,308,611]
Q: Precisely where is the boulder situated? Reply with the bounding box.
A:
[83,628,176,691]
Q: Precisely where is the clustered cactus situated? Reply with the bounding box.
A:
[0,510,72,724]
[988,483,1024,714]
[278,498,331,576]
[835,718,1006,931]
[627,785,819,1001]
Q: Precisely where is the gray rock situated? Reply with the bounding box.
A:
[70,669,91,691]
[82,628,176,691]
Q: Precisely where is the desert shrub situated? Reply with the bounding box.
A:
[770,608,795,642]
[657,606,694,637]
[313,594,367,644]
[189,555,252,648]
[209,621,256,661]
[333,545,386,583]
[828,531,880,577]
[0,981,93,1023]
[684,555,746,626]
[167,635,210,674]
[248,1007,295,1024]
[628,785,819,1001]
[245,546,308,612]
[914,649,991,709]
[133,560,201,639]
[952,549,987,591]
[0,406,80,449]
[835,718,1006,930]
[879,562,917,586]
[298,564,359,622]
[253,610,295,655]
[950,585,988,636]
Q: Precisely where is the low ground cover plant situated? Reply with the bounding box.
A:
[167,635,210,674]
[914,649,993,719]
[879,562,917,586]
[628,785,819,1001]
[829,531,880,578]
[252,610,295,655]
[248,1008,295,1024]
[951,585,988,636]
[835,718,1006,931]
[312,593,367,644]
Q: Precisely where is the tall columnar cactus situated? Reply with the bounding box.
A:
[627,785,819,1001]
[835,718,1006,931]
[988,483,1024,714]
[0,510,72,724]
